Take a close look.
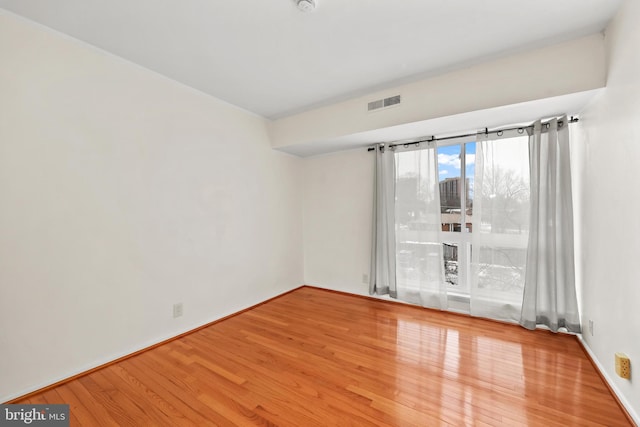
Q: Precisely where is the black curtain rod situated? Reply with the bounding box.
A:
[367,116,579,152]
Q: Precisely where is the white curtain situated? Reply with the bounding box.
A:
[369,144,397,297]
[521,116,581,332]
[394,143,447,309]
[471,132,531,322]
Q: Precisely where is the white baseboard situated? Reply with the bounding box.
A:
[576,335,639,426]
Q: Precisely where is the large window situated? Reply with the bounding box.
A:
[394,130,530,319]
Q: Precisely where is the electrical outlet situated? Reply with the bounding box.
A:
[173,303,183,318]
[588,319,594,336]
[362,273,369,284]
[615,353,631,379]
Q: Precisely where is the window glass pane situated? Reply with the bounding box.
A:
[477,136,529,234]
[465,142,476,232]
[437,144,461,232]
[443,242,458,288]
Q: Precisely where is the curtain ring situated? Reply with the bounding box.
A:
[518,128,524,134]
[497,130,503,137]
[404,143,409,148]
[545,123,550,129]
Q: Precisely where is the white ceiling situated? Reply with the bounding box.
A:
[0,0,622,119]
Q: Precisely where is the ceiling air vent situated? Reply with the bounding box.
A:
[368,95,401,112]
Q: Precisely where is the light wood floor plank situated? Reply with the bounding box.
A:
[14,287,632,426]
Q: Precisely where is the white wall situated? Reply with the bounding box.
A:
[574,0,640,421]
[272,34,605,151]
[302,149,373,295]
[0,11,303,401]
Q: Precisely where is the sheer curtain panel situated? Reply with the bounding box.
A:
[394,143,447,309]
[369,144,397,297]
[471,132,531,322]
[521,116,581,332]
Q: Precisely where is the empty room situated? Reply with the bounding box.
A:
[1,0,638,425]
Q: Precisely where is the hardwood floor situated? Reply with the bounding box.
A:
[16,287,631,426]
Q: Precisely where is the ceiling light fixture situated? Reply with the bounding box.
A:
[297,0,316,12]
